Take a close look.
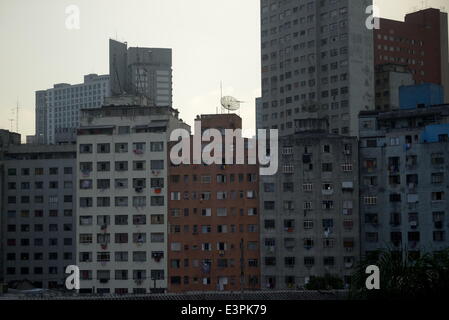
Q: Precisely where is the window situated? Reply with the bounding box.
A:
[97,197,110,207]
[322,163,333,172]
[97,143,110,153]
[264,183,275,192]
[150,160,164,170]
[97,162,110,172]
[115,161,128,171]
[133,161,146,171]
[202,208,212,217]
[151,233,164,243]
[80,144,93,153]
[150,142,164,152]
[80,197,93,208]
[151,178,164,188]
[432,192,444,201]
[432,173,444,184]
[115,143,128,153]
[115,197,128,207]
[115,215,128,225]
[133,215,146,225]
[133,142,146,154]
[115,252,128,262]
[151,196,164,206]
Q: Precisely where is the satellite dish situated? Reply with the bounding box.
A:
[221,96,241,111]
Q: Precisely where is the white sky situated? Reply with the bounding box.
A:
[0,0,448,140]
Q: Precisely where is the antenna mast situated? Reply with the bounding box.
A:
[220,81,223,114]
[16,99,19,133]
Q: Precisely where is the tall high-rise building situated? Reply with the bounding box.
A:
[1,144,76,289]
[76,96,188,294]
[109,39,173,107]
[167,114,260,292]
[374,8,449,103]
[35,74,110,145]
[259,119,360,289]
[256,97,263,130]
[259,0,374,137]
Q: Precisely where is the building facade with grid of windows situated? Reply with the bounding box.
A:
[374,8,449,103]
[76,97,188,294]
[359,104,449,257]
[35,74,110,145]
[1,144,76,289]
[167,114,260,292]
[259,120,359,289]
[259,0,374,137]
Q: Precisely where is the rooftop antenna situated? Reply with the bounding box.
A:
[8,118,14,132]
[16,99,19,133]
[421,0,428,9]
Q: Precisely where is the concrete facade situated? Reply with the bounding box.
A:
[256,97,263,131]
[76,98,188,294]
[35,74,110,145]
[375,64,414,111]
[260,124,359,289]
[109,39,173,107]
[359,105,449,257]
[1,144,76,289]
[259,0,374,137]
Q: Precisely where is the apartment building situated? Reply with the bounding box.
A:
[35,74,110,145]
[76,96,188,294]
[1,144,76,289]
[259,0,374,137]
[0,130,21,283]
[109,39,173,107]
[260,119,359,289]
[375,64,414,112]
[375,8,449,103]
[360,104,449,257]
[167,114,260,292]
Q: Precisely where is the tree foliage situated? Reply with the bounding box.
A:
[305,274,344,290]
[350,248,449,300]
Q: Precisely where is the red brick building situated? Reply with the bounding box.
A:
[167,114,260,292]
[374,8,449,101]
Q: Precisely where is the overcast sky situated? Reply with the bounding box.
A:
[0,0,448,140]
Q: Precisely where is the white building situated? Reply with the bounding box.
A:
[259,0,374,137]
[76,96,189,294]
[35,74,110,145]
